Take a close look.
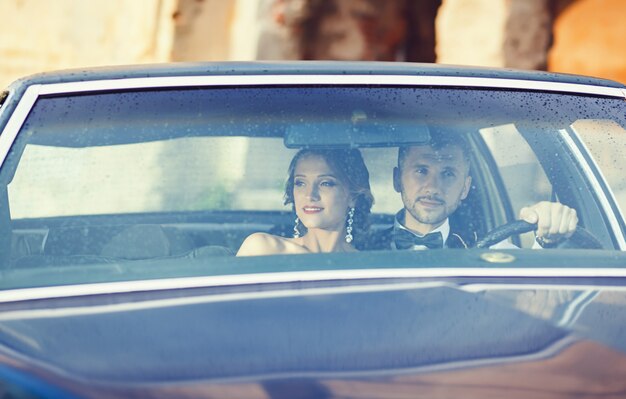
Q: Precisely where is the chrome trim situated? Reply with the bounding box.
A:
[0,85,41,167]
[36,75,625,97]
[560,130,626,250]
[0,281,450,319]
[2,267,626,304]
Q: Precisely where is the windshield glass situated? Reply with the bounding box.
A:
[1,86,625,290]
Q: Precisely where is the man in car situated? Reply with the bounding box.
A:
[367,132,578,250]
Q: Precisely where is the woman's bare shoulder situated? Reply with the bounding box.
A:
[236,232,292,256]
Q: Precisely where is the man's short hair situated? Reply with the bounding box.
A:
[397,128,471,170]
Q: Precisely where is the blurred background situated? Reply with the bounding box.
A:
[0,0,625,88]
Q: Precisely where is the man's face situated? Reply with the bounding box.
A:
[394,145,472,234]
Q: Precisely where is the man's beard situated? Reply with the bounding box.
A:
[403,193,462,228]
[407,203,448,226]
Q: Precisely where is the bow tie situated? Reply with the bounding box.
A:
[392,229,444,250]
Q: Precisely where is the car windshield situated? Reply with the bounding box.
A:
[1,85,625,291]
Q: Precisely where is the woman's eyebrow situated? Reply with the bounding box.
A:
[294,173,336,178]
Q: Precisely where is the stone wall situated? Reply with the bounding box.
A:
[504,0,551,70]
[436,0,508,67]
[0,0,177,88]
[2,0,625,86]
[256,0,407,61]
[170,0,236,61]
[549,0,626,83]
[437,0,552,70]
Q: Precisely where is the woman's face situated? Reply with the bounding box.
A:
[293,154,353,233]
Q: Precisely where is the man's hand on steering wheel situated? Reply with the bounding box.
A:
[519,201,578,248]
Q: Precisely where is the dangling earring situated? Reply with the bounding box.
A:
[345,207,355,243]
[293,216,301,238]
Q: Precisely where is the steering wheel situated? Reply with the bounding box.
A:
[474,220,605,249]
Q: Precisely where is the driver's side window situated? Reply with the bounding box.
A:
[480,125,552,248]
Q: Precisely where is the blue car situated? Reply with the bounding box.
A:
[0,62,625,398]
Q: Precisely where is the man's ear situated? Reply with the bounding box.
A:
[460,175,472,200]
[393,167,401,193]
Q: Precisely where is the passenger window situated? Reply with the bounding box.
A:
[572,119,626,217]
[8,137,296,218]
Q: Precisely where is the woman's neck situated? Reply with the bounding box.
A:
[300,228,354,253]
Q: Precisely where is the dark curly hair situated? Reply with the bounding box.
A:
[284,148,374,246]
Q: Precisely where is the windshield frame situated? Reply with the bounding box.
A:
[1,75,626,298]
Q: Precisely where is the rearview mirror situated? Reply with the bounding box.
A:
[284,122,431,148]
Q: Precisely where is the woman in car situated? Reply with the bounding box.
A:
[237,148,374,256]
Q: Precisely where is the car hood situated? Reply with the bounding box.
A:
[0,282,625,398]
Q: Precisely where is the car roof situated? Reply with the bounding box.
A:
[7,61,626,90]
